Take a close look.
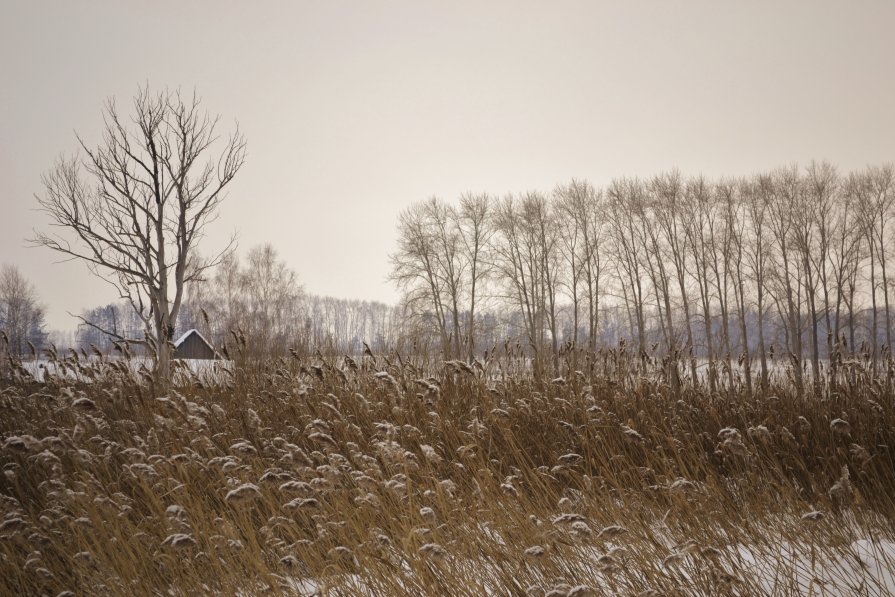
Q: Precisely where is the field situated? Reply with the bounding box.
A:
[1,350,895,596]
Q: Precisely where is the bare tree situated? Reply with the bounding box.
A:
[533,194,563,376]
[710,179,737,389]
[683,176,719,391]
[834,178,867,354]
[0,264,47,358]
[555,185,585,355]
[800,161,839,379]
[744,175,773,389]
[555,180,605,353]
[491,193,561,377]
[765,165,805,394]
[34,88,245,386]
[651,171,697,385]
[242,244,304,356]
[724,179,753,392]
[634,195,672,355]
[426,198,465,358]
[390,200,452,357]
[606,178,649,371]
[456,193,494,361]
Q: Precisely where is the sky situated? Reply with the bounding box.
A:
[1,0,894,331]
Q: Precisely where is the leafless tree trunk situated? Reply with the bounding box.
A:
[805,162,839,364]
[533,196,563,376]
[555,186,584,361]
[684,176,718,391]
[836,180,866,357]
[722,180,752,392]
[457,193,494,362]
[636,198,674,357]
[709,180,737,389]
[746,175,775,389]
[492,195,549,377]
[766,166,804,394]
[555,180,605,364]
[791,171,821,385]
[651,171,695,386]
[606,179,649,372]
[427,198,465,358]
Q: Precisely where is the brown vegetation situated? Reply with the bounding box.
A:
[1,341,894,596]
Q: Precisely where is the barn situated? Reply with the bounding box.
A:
[173,329,219,360]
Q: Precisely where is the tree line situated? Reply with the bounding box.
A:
[20,87,895,389]
[178,244,409,358]
[390,163,895,389]
[0,264,47,357]
[73,244,408,360]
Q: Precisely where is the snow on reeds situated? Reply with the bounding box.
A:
[1,347,894,595]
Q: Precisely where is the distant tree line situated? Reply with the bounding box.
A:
[0,264,47,357]
[178,244,410,358]
[75,244,410,359]
[390,162,895,389]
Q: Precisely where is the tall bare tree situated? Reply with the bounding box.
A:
[710,179,738,389]
[765,166,805,394]
[456,193,494,361]
[835,178,867,354]
[683,176,719,391]
[651,171,697,384]
[491,193,562,377]
[34,88,245,386]
[724,179,753,392]
[427,198,465,358]
[390,200,452,357]
[606,178,649,371]
[555,180,605,351]
[801,161,839,378]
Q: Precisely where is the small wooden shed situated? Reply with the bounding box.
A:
[173,329,218,360]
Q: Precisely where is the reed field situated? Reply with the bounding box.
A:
[1,345,894,596]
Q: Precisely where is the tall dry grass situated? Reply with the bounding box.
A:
[1,342,894,595]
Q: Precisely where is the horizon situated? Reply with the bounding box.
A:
[2,1,894,331]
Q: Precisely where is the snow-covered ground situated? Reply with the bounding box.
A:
[239,534,895,596]
[20,356,232,385]
[732,538,895,596]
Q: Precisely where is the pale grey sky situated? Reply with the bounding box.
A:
[2,0,894,330]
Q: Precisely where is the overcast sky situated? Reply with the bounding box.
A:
[2,1,894,330]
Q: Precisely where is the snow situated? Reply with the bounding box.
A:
[21,356,232,384]
[238,535,895,596]
[732,538,895,596]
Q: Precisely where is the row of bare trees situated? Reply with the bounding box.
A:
[390,162,895,387]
